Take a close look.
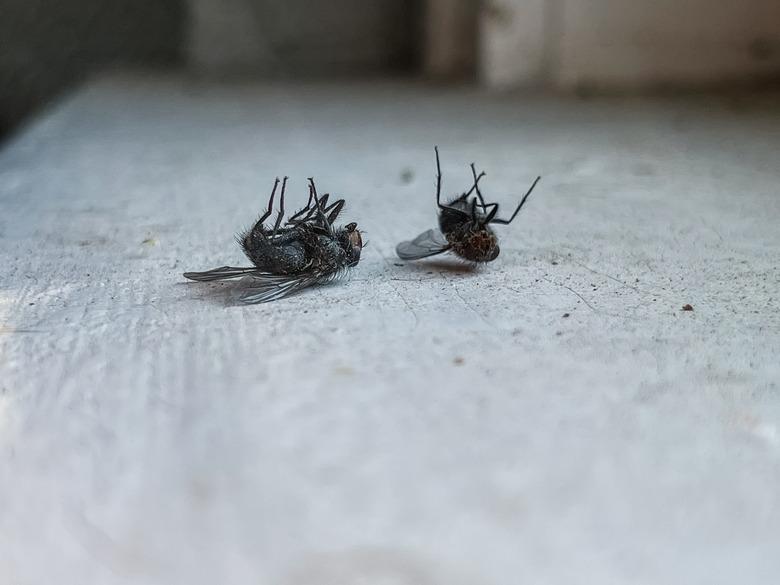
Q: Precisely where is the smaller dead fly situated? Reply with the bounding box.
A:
[184,178,363,303]
[396,147,540,263]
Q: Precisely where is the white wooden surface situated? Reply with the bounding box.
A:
[1,75,779,584]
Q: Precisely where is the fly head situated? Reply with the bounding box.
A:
[338,222,363,267]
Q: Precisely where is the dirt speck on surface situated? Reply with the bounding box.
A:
[400,168,414,184]
[562,313,570,318]
[453,356,465,366]
[682,304,694,311]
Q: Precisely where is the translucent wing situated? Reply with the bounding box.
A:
[183,266,259,281]
[238,269,346,304]
[395,229,451,260]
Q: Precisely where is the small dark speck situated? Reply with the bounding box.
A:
[453,356,465,365]
[394,263,404,267]
[562,313,570,318]
[400,168,414,184]
[635,278,640,283]
[556,331,563,336]
[551,261,558,265]
[682,304,694,311]
[426,271,434,274]
[28,302,34,306]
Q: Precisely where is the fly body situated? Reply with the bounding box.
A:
[396,147,540,263]
[184,177,362,303]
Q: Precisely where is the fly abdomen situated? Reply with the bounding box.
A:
[245,239,308,274]
[449,229,500,263]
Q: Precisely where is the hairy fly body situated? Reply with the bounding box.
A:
[396,147,540,263]
[184,178,363,303]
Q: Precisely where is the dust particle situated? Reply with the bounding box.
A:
[562,313,570,318]
[682,304,694,311]
[400,168,414,184]
[453,356,465,366]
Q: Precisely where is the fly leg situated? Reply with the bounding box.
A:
[287,193,336,226]
[244,177,279,245]
[487,176,541,225]
[241,177,307,271]
[272,176,288,234]
[308,178,334,232]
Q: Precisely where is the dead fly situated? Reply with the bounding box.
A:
[184,177,363,303]
[396,147,541,263]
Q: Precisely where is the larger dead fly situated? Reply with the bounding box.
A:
[396,147,540,263]
[184,178,363,303]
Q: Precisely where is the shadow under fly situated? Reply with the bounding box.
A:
[184,178,363,303]
[396,147,541,263]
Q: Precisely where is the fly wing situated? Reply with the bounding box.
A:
[237,269,346,304]
[395,229,451,260]
[183,266,259,281]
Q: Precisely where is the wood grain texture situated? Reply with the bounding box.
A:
[1,75,779,584]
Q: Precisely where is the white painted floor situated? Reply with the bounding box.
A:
[1,74,779,585]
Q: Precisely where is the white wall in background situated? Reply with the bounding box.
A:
[478,0,780,89]
[479,0,548,87]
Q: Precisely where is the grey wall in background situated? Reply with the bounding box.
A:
[187,0,421,76]
[0,0,421,139]
[0,0,184,139]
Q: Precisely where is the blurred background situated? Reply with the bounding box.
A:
[2,0,779,141]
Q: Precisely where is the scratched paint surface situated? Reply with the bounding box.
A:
[1,75,779,584]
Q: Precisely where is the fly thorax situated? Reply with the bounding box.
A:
[315,235,346,265]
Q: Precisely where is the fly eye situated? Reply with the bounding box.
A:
[346,222,357,231]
